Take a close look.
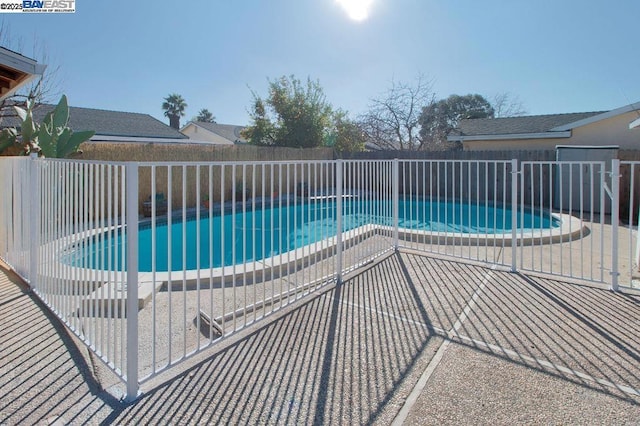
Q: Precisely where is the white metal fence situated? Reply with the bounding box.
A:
[0,156,637,400]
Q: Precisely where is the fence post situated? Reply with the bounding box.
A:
[610,159,620,291]
[511,159,518,273]
[636,169,640,273]
[393,159,399,250]
[336,159,343,283]
[29,154,40,289]
[125,163,139,401]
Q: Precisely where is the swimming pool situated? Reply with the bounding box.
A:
[62,198,561,273]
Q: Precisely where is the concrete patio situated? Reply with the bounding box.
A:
[1,251,639,425]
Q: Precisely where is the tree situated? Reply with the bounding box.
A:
[359,75,435,151]
[243,97,276,145]
[196,108,215,123]
[162,93,187,129]
[360,74,526,151]
[419,94,494,150]
[330,110,366,153]
[243,75,333,148]
[492,92,527,117]
[0,23,62,123]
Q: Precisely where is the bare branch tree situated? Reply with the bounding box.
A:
[492,92,527,117]
[0,22,63,124]
[359,75,435,151]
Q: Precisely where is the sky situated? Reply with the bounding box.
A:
[3,0,640,127]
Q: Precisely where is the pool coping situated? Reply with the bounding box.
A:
[36,211,586,314]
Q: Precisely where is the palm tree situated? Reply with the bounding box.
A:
[196,108,216,123]
[162,93,187,129]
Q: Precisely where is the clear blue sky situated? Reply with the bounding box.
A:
[3,0,640,126]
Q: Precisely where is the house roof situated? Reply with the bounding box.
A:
[456,111,604,137]
[183,121,247,144]
[2,104,188,139]
[450,102,640,142]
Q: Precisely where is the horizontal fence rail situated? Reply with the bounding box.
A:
[0,156,638,400]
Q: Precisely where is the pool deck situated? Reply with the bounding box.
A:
[2,247,639,425]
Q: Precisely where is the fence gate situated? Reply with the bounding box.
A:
[517,160,629,291]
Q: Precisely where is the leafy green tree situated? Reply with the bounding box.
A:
[243,76,333,148]
[419,94,494,150]
[243,97,276,145]
[196,108,216,123]
[162,93,187,129]
[0,95,94,157]
[331,111,366,153]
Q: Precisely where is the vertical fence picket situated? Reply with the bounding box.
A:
[610,159,620,291]
[125,162,139,401]
[29,155,39,288]
[336,160,343,282]
[511,159,518,272]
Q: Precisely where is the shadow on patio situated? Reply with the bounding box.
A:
[1,252,639,424]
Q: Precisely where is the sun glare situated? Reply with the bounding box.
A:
[336,0,374,21]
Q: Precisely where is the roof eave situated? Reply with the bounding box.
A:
[447,131,572,142]
[551,103,640,131]
[0,47,46,101]
[89,135,190,143]
[181,121,218,135]
[179,121,197,132]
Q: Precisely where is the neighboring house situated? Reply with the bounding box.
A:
[0,46,46,101]
[2,104,190,143]
[448,103,640,151]
[181,121,248,145]
[0,48,190,144]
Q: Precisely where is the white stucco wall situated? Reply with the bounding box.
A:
[569,111,640,149]
[181,123,235,145]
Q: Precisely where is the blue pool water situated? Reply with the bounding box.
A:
[64,198,559,272]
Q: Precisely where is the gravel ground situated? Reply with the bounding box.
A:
[403,343,640,425]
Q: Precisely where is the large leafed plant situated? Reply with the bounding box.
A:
[0,95,94,158]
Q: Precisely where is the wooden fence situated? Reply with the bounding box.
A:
[75,143,640,222]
